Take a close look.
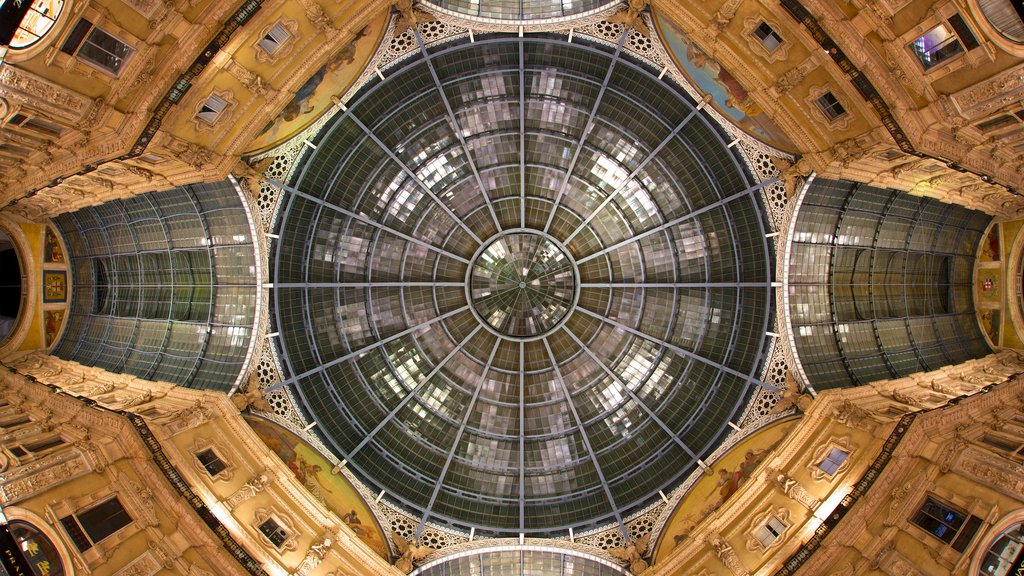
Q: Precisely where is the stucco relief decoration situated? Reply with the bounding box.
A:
[766,467,820,510]
[225,472,271,509]
[951,66,1024,120]
[807,436,853,482]
[0,455,88,505]
[112,550,161,576]
[957,446,1024,497]
[0,66,89,121]
[708,534,747,576]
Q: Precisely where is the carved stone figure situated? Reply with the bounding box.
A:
[708,535,747,576]
[770,378,812,413]
[609,533,651,574]
[832,399,876,431]
[296,536,333,575]
[391,532,433,573]
[767,468,820,510]
[231,383,272,413]
[608,0,649,36]
[394,0,435,33]
[226,474,270,508]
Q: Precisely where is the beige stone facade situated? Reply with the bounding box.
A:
[2,0,1024,574]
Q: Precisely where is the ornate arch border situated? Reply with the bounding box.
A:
[967,508,1024,575]
[0,214,40,357]
[2,505,78,576]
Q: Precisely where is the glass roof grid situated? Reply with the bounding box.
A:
[274,35,772,535]
[54,182,256,391]
[788,180,989,389]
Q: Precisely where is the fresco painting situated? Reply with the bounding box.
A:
[653,12,796,152]
[44,227,64,263]
[244,416,389,559]
[42,270,66,303]
[246,13,388,155]
[979,225,1000,262]
[45,310,65,347]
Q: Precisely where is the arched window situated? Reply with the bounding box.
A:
[977,523,1024,575]
[3,0,66,49]
[5,521,66,576]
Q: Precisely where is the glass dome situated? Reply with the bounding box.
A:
[422,0,616,24]
[272,34,772,537]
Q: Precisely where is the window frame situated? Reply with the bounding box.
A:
[59,18,134,77]
[257,22,291,55]
[195,447,228,477]
[900,8,986,77]
[909,494,983,552]
[190,438,234,482]
[753,21,784,52]
[58,495,133,553]
[816,446,850,477]
[815,92,847,122]
[746,508,792,552]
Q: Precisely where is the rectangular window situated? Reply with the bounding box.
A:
[258,518,289,548]
[908,14,979,70]
[196,448,226,476]
[24,436,64,453]
[196,94,229,124]
[754,515,788,548]
[976,115,1019,132]
[912,496,982,551]
[817,447,849,476]
[60,19,133,75]
[8,113,64,137]
[137,153,166,165]
[815,92,846,121]
[258,22,290,54]
[981,433,1019,453]
[60,496,132,552]
[754,21,783,51]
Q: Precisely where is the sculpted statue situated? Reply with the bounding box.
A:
[609,533,651,574]
[391,532,433,573]
[609,0,649,36]
[231,383,272,413]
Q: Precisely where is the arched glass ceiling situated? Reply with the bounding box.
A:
[786,178,990,389]
[412,547,628,575]
[53,180,259,392]
[422,0,615,23]
[272,34,772,537]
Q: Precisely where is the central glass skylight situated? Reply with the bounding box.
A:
[272,33,772,537]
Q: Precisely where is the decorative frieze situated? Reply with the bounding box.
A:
[0,453,89,504]
[0,65,90,121]
[951,65,1024,120]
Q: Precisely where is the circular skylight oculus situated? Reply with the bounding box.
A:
[273,34,772,537]
[468,231,578,340]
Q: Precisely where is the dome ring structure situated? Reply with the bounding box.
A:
[272,32,774,538]
[466,228,581,341]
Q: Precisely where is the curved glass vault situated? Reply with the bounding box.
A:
[786,178,990,389]
[272,34,773,537]
[54,180,260,392]
[423,0,615,23]
[412,547,627,575]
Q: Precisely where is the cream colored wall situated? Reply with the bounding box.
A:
[0,351,399,575]
[649,350,1024,576]
[0,369,247,576]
